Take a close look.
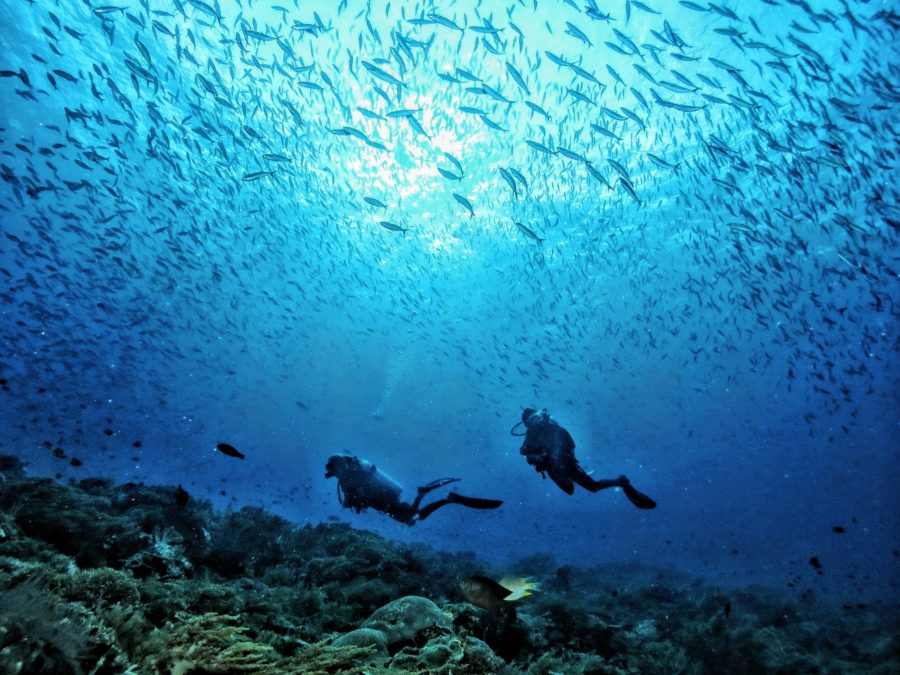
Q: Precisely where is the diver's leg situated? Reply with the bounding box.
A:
[386,501,418,525]
[414,498,452,521]
[572,469,657,509]
[571,465,622,492]
[574,474,623,491]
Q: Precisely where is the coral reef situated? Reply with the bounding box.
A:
[0,455,897,674]
[360,595,453,652]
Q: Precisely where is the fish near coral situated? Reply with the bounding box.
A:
[459,574,539,612]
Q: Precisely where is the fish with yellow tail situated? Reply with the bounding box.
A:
[459,574,540,612]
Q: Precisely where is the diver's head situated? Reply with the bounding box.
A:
[325,454,355,479]
[522,407,548,427]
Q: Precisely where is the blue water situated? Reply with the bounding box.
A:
[1,0,897,604]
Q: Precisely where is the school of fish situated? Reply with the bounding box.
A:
[0,0,897,475]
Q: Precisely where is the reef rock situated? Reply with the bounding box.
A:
[360,595,452,653]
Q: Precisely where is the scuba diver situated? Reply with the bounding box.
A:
[512,408,657,510]
[325,454,503,525]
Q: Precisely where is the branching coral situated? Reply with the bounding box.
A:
[283,642,378,674]
[149,612,278,674]
[147,614,380,675]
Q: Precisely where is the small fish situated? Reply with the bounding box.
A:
[455,67,481,82]
[356,107,384,120]
[591,124,621,141]
[364,196,387,209]
[544,51,573,68]
[618,177,641,203]
[499,168,518,198]
[437,167,463,181]
[361,60,405,88]
[566,88,596,106]
[524,101,550,118]
[505,61,530,96]
[92,5,128,16]
[215,442,245,459]
[429,12,463,32]
[459,575,511,612]
[452,193,475,218]
[405,116,430,139]
[244,28,280,42]
[187,0,222,22]
[809,556,824,575]
[262,153,291,162]
[631,1,661,15]
[443,152,464,174]
[557,147,588,163]
[613,28,642,58]
[525,140,555,155]
[585,163,612,188]
[53,69,79,83]
[242,171,275,182]
[565,21,592,46]
[386,107,422,118]
[515,222,544,245]
[479,115,506,132]
[647,153,679,171]
[379,220,408,232]
[508,168,528,191]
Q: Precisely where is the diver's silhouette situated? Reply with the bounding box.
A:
[513,408,657,509]
[325,454,503,525]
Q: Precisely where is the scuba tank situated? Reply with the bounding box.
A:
[335,456,403,512]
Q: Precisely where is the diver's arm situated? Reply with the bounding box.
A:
[521,445,549,474]
[519,434,536,456]
[520,428,551,474]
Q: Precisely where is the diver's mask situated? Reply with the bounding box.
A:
[510,408,548,436]
[527,409,548,426]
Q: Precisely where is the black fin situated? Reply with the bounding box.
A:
[621,481,657,509]
[447,492,503,509]
[420,477,461,492]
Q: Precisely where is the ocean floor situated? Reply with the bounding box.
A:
[0,454,896,674]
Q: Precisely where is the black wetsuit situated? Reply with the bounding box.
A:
[326,454,503,525]
[520,416,622,494]
[519,414,657,508]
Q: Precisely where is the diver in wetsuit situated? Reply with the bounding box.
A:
[325,454,503,525]
[513,408,657,509]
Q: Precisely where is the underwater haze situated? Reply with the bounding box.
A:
[1,0,899,629]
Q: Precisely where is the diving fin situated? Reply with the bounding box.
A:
[447,491,503,510]
[619,477,657,510]
[418,477,461,495]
